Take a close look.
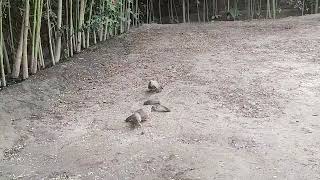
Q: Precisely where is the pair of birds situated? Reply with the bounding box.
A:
[125,80,171,127]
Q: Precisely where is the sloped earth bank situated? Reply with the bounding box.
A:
[1,15,320,179]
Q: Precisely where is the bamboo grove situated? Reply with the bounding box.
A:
[0,0,319,88]
[143,0,319,23]
[0,0,139,87]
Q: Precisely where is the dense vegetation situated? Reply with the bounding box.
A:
[0,0,319,88]
[0,0,139,87]
[143,0,320,23]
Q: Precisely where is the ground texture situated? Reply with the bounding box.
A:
[1,15,320,180]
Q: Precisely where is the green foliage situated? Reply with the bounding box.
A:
[229,7,240,19]
[288,0,318,13]
[84,0,130,32]
[0,0,139,85]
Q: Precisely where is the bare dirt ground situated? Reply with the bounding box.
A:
[1,15,320,180]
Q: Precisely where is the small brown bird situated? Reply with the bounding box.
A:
[135,109,149,122]
[125,112,142,127]
[148,80,163,93]
[125,109,149,127]
[143,99,161,105]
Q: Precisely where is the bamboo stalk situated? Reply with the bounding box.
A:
[103,0,109,41]
[54,0,63,62]
[272,0,276,18]
[182,0,186,23]
[0,0,6,86]
[31,0,39,73]
[22,0,30,79]
[266,0,271,18]
[65,0,70,57]
[77,0,85,51]
[212,0,215,17]
[136,0,139,26]
[31,0,44,74]
[173,0,178,22]
[3,39,11,74]
[197,0,200,22]
[187,0,190,22]
[158,0,161,23]
[87,0,94,48]
[11,19,25,79]
[99,0,105,41]
[69,0,75,56]
[47,0,55,65]
[7,0,14,51]
[203,0,206,22]
[93,30,97,44]
[39,41,45,68]
[126,0,129,31]
[206,0,209,21]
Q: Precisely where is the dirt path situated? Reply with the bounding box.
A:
[1,15,320,180]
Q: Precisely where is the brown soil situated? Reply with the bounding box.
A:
[1,15,320,179]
